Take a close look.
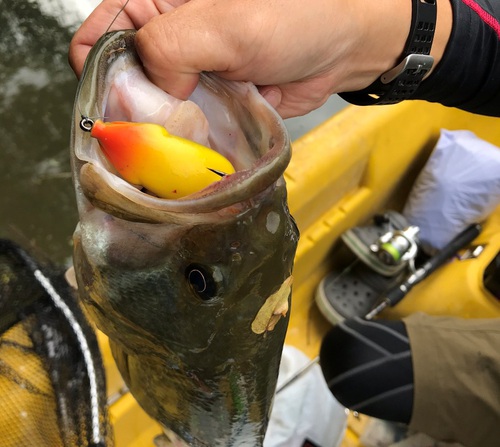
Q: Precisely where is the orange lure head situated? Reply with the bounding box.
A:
[89,120,235,199]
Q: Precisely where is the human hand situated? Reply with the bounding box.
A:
[133,0,414,118]
[69,0,428,118]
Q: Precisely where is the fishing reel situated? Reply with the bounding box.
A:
[369,225,420,268]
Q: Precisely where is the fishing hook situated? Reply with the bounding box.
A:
[207,168,227,177]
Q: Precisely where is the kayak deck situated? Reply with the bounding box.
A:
[103,100,500,446]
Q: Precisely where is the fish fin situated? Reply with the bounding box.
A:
[64,266,78,290]
[153,435,172,447]
[154,428,190,446]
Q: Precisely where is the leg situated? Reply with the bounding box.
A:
[404,313,500,447]
[320,317,414,423]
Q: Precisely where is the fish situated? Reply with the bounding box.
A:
[70,30,299,447]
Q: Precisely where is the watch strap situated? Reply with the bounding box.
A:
[340,0,437,105]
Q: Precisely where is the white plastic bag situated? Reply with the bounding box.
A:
[264,345,347,447]
[403,129,500,252]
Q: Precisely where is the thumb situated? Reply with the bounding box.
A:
[135,3,244,100]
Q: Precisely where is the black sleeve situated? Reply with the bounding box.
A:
[416,0,500,117]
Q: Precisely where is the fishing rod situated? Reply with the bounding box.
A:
[365,222,481,319]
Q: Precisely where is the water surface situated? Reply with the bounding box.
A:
[0,0,83,265]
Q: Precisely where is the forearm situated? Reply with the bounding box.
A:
[416,0,500,116]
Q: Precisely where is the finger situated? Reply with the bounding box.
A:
[270,82,332,119]
[69,0,184,78]
[135,1,256,99]
[69,0,135,77]
[258,86,283,111]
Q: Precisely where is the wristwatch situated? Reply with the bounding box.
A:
[339,0,437,105]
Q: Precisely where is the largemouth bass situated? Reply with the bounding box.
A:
[70,30,298,446]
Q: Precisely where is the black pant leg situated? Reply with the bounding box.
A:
[320,317,414,423]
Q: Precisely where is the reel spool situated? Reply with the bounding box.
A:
[370,225,420,268]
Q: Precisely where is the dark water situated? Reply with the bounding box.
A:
[0,0,80,265]
[0,1,346,267]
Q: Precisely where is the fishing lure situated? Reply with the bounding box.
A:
[80,118,235,199]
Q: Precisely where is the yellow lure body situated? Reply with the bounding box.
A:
[91,120,235,199]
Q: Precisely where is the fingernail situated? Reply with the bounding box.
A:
[260,87,282,109]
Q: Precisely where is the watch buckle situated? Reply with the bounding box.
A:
[381,54,434,84]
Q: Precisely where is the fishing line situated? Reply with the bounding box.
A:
[105,0,131,34]
[77,0,131,129]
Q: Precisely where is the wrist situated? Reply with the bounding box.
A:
[338,0,452,103]
[337,0,452,90]
[335,0,412,93]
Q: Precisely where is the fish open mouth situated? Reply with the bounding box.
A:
[72,31,291,221]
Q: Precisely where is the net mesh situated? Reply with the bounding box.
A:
[0,239,112,447]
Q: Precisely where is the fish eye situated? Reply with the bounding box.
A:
[185,264,219,301]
